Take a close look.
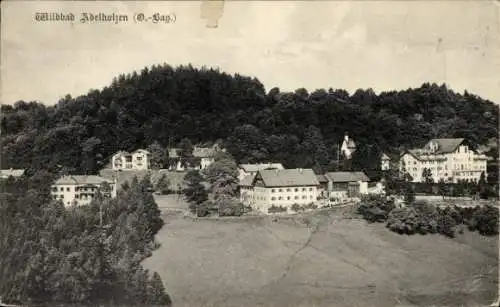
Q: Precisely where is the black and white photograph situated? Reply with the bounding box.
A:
[1,1,499,306]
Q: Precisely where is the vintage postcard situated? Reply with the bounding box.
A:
[1,1,499,307]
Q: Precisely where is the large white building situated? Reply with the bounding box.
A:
[111,149,151,170]
[399,138,488,183]
[239,168,320,213]
[238,163,284,181]
[51,175,117,207]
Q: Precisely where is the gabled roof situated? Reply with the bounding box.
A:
[53,175,114,185]
[132,149,150,155]
[255,168,319,187]
[112,151,128,158]
[239,174,256,187]
[324,171,370,183]
[113,149,149,157]
[381,153,390,160]
[0,169,25,178]
[342,138,356,149]
[239,163,284,173]
[316,174,329,183]
[424,138,465,154]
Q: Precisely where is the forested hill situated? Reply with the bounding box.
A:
[1,63,498,175]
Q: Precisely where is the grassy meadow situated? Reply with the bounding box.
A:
[144,195,499,307]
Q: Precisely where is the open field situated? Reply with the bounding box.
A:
[144,197,499,307]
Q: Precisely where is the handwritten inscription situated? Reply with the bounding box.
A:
[34,12,177,24]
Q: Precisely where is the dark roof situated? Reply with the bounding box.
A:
[53,175,114,185]
[424,138,465,154]
[324,172,370,183]
[364,170,383,181]
[239,163,284,172]
[256,168,319,187]
[316,174,329,183]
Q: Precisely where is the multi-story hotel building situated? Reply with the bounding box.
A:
[399,138,488,183]
[51,175,117,207]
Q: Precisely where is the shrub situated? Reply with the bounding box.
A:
[291,203,302,212]
[472,204,499,235]
[218,199,244,217]
[305,203,318,210]
[193,200,215,217]
[268,205,287,214]
[438,212,457,238]
[412,201,439,234]
[386,207,419,235]
[358,195,395,223]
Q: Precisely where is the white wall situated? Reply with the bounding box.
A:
[51,182,116,207]
[400,145,488,183]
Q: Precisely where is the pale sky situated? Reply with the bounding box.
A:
[1,0,500,105]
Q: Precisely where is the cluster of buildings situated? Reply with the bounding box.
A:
[0,136,493,211]
[48,143,223,207]
[238,163,372,213]
[110,144,222,172]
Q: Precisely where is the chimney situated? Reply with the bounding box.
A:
[344,132,349,142]
[298,168,303,173]
[275,169,279,175]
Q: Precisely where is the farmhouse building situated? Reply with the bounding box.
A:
[51,175,117,207]
[239,168,320,213]
[238,163,284,181]
[112,149,151,170]
[399,138,488,183]
[323,171,370,200]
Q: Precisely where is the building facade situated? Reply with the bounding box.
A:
[238,163,285,181]
[381,153,391,171]
[239,168,320,213]
[323,171,370,200]
[340,132,357,159]
[399,138,488,183]
[168,146,221,171]
[112,149,151,170]
[51,175,117,207]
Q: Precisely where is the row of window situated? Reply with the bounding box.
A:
[271,187,314,193]
[52,193,95,199]
[255,195,314,201]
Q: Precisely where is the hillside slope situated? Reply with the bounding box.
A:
[144,207,498,307]
[1,64,498,175]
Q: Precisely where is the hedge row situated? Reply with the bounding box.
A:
[357,195,499,237]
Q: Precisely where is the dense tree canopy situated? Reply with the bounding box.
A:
[0,174,171,306]
[1,64,498,175]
